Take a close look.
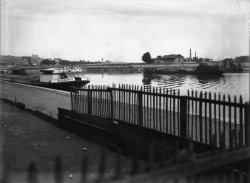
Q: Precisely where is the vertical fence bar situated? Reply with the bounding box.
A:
[146,90,150,128]
[118,85,121,121]
[88,89,92,115]
[180,96,187,138]
[156,90,159,130]
[108,88,113,119]
[214,93,217,147]
[239,96,243,147]
[246,103,250,183]
[228,95,232,149]
[166,90,169,133]
[138,90,143,127]
[70,90,73,111]
[178,90,180,136]
[159,89,162,132]
[199,91,203,143]
[245,103,250,146]
[128,85,131,124]
[195,91,198,141]
[187,90,190,138]
[170,89,173,134]
[133,86,135,124]
[173,90,176,135]
[234,96,237,147]
[205,92,208,144]
[124,85,126,122]
[218,94,221,147]
[209,92,212,145]
[191,90,194,140]
[223,95,226,149]
[153,88,156,130]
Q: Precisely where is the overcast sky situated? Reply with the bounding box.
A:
[0,0,249,62]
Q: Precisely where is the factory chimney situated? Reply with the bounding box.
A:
[189,49,192,62]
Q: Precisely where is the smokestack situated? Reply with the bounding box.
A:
[195,52,196,58]
[189,49,192,62]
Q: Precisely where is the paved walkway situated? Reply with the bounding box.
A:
[0,100,131,183]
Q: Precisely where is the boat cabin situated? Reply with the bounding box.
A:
[40,68,75,83]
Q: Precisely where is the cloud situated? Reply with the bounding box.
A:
[1,0,249,61]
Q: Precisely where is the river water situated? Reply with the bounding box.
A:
[0,72,249,119]
[76,72,250,102]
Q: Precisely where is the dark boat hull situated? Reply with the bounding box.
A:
[32,80,90,91]
[144,65,224,75]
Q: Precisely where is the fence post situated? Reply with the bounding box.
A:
[108,87,114,119]
[245,103,250,146]
[138,91,143,126]
[70,90,73,111]
[246,103,250,183]
[88,90,92,115]
[180,96,187,138]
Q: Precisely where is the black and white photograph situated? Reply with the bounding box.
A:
[0,0,249,182]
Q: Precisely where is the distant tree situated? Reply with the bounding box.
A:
[223,58,234,62]
[40,59,57,65]
[156,55,162,59]
[40,59,51,65]
[59,60,71,65]
[50,60,56,65]
[142,52,152,63]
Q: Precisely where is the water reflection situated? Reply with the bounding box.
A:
[193,74,224,85]
[142,71,225,90]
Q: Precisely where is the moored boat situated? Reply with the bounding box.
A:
[32,68,89,91]
[144,63,224,75]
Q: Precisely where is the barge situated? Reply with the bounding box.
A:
[32,68,89,91]
[144,63,224,75]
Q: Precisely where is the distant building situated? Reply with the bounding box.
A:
[153,54,184,64]
[7,68,27,75]
[31,54,43,65]
[0,55,21,65]
[20,56,31,65]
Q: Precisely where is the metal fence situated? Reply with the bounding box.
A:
[71,84,250,150]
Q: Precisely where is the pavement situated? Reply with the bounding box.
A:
[0,100,132,183]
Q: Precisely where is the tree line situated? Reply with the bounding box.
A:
[40,59,103,65]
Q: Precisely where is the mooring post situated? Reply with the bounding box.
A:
[180,96,187,138]
[88,90,92,115]
[138,91,143,127]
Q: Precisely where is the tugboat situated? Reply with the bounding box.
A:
[32,68,89,91]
